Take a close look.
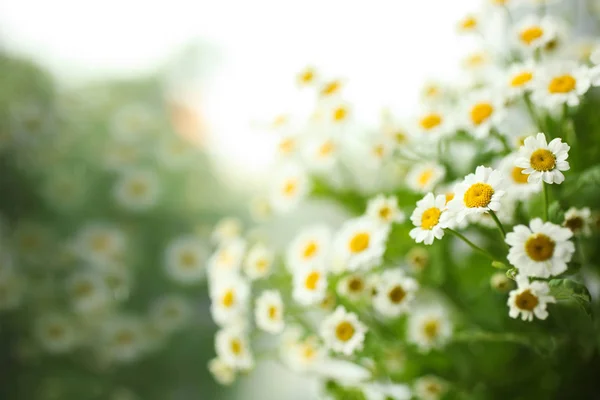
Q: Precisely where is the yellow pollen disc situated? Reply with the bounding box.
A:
[424,85,439,98]
[298,69,315,85]
[305,271,321,290]
[129,181,147,196]
[460,16,477,31]
[373,145,385,158]
[180,251,196,268]
[529,149,556,172]
[419,113,443,130]
[565,217,584,232]
[511,167,530,184]
[425,383,442,395]
[463,183,494,208]
[91,235,110,252]
[74,281,94,297]
[445,192,455,204]
[421,207,441,230]
[525,233,555,261]
[545,39,558,52]
[335,321,355,342]
[464,53,486,68]
[548,74,576,94]
[332,107,348,122]
[255,258,268,271]
[423,319,440,340]
[302,241,319,260]
[321,80,342,97]
[318,140,335,157]
[268,305,278,319]
[222,290,235,308]
[378,206,392,220]
[302,344,316,360]
[470,102,494,126]
[230,339,242,355]
[520,26,544,45]
[348,277,364,292]
[47,325,65,339]
[278,137,295,154]
[515,289,539,311]
[510,71,533,88]
[388,286,406,304]
[418,168,434,188]
[394,130,407,143]
[116,331,134,345]
[282,179,298,197]
[349,232,370,253]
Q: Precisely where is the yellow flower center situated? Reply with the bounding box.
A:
[378,206,392,220]
[425,383,442,395]
[419,113,443,130]
[332,106,348,122]
[302,241,319,260]
[321,80,342,97]
[129,181,148,196]
[318,140,335,157]
[423,319,440,340]
[301,344,316,360]
[273,114,288,127]
[230,339,242,355]
[418,168,434,188]
[282,179,298,197]
[348,277,364,292]
[424,85,439,98]
[464,53,487,68]
[388,285,406,304]
[222,290,235,308]
[298,69,315,85]
[349,232,370,253]
[511,167,530,184]
[305,271,321,291]
[255,258,269,271]
[470,102,494,126]
[372,145,385,158]
[335,321,355,342]
[268,305,278,320]
[464,183,494,208]
[47,325,65,339]
[520,26,544,45]
[421,207,441,230]
[529,149,556,172]
[180,251,197,268]
[278,137,295,154]
[515,289,539,311]
[510,71,533,88]
[460,16,477,31]
[525,233,555,261]
[565,217,584,232]
[116,331,134,345]
[548,74,576,94]
[91,234,110,252]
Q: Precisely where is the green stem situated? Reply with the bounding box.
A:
[491,128,511,153]
[488,210,506,238]
[542,182,550,221]
[523,94,544,133]
[447,228,496,261]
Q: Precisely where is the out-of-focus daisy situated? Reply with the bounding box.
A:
[514,16,558,52]
[284,334,326,372]
[164,235,208,284]
[149,295,192,334]
[499,153,542,200]
[324,100,353,127]
[101,315,146,364]
[365,194,405,226]
[508,276,556,321]
[407,306,453,351]
[457,14,479,34]
[250,196,273,222]
[515,133,570,184]
[269,164,310,214]
[292,264,328,306]
[333,217,389,271]
[243,243,274,280]
[504,61,537,99]
[320,306,367,356]
[462,92,505,138]
[364,135,395,167]
[211,217,243,245]
[207,238,246,281]
[255,290,285,334]
[506,218,574,278]
[319,79,344,98]
[215,327,254,371]
[208,357,236,385]
[336,273,367,302]
[409,193,449,245]
[275,133,300,160]
[67,271,111,315]
[411,108,455,140]
[406,247,429,273]
[110,103,154,142]
[532,62,591,109]
[35,313,78,354]
[406,162,446,194]
[373,269,419,318]
[303,135,338,171]
[419,81,448,105]
[210,275,250,326]
[103,140,144,172]
[113,169,160,212]
[286,225,331,271]
[447,166,506,223]
[413,375,448,400]
[297,66,318,88]
[563,207,593,237]
[72,223,126,268]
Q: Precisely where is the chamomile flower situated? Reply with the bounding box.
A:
[406,247,430,273]
[447,166,506,223]
[506,218,575,278]
[457,14,479,34]
[333,217,390,271]
[532,62,591,109]
[407,306,453,351]
[514,15,559,52]
[414,375,448,400]
[365,135,395,167]
[255,290,285,334]
[286,225,331,271]
[319,79,344,98]
[293,264,328,306]
[563,207,593,237]
[215,327,254,370]
[297,66,318,88]
[406,162,446,194]
[515,133,570,184]
[303,135,338,171]
[211,217,243,245]
[373,270,419,318]
[110,103,153,142]
[210,275,250,326]
[412,108,455,140]
[325,100,353,126]
[285,335,326,371]
[504,61,538,99]
[208,357,236,385]
[207,238,246,281]
[507,276,556,321]
[275,133,300,160]
[101,316,146,364]
[67,271,111,315]
[35,313,78,354]
[409,193,449,245]
[113,169,160,212]
[72,223,126,268]
[164,235,208,284]
[499,153,542,200]
[365,194,405,226]
[320,306,367,356]
[269,164,310,213]
[336,273,367,302]
[149,295,192,334]
[462,92,505,138]
[243,243,274,280]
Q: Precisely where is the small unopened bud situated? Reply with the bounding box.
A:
[406,247,429,273]
[491,272,513,293]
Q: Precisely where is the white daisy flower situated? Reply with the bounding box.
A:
[324,100,353,127]
[269,164,310,214]
[320,306,368,356]
[362,382,412,400]
[406,162,446,194]
[211,217,243,245]
[499,153,542,200]
[35,313,78,354]
[110,103,153,142]
[215,327,254,371]
[72,223,126,268]
[462,92,506,138]
[314,359,373,386]
[303,135,339,171]
[286,225,332,272]
[67,271,111,315]
[149,295,192,334]
[207,238,246,282]
[113,169,160,212]
[210,274,250,326]
[297,66,318,88]
[457,14,479,34]
[292,264,328,306]
[364,135,395,168]
[243,243,274,280]
[255,290,285,334]
[365,194,405,226]
[413,375,448,400]
[164,235,208,284]
[333,217,390,271]
[506,218,575,278]
[508,276,556,321]
[101,315,146,364]
[208,357,236,385]
[515,133,570,184]
[407,306,453,351]
[336,273,367,302]
[514,15,559,52]
[319,78,344,98]
[419,80,449,106]
[531,62,591,109]
[409,193,449,245]
[563,207,593,237]
[411,108,455,141]
[447,166,506,223]
[504,61,538,99]
[373,269,419,318]
[284,334,326,372]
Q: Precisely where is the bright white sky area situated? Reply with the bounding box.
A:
[0,0,479,185]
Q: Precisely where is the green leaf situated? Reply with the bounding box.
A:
[547,201,564,225]
[549,279,593,318]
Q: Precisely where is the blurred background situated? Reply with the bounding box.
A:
[1,0,596,399]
